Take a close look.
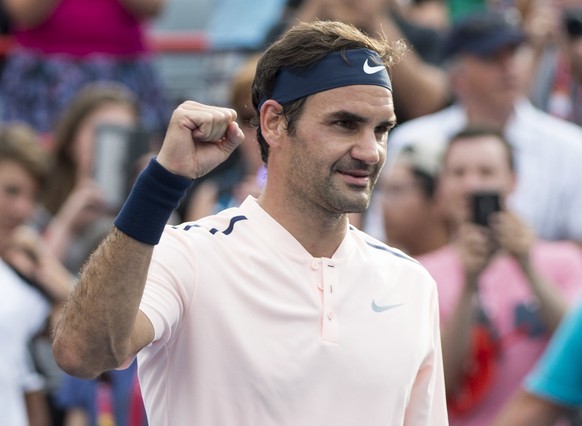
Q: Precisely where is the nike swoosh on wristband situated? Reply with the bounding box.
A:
[363,58,385,74]
[371,300,403,313]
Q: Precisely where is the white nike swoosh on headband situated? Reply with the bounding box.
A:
[363,58,385,74]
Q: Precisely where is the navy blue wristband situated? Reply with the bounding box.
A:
[114,158,193,245]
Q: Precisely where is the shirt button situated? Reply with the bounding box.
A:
[311,260,320,270]
[327,312,334,321]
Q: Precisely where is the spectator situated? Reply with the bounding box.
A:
[526,2,582,127]
[389,9,582,244]
[417,126,582,425]
[493,301,582,426]
[40,82,150,273]
[0,123,72,426]
[0,0,170,135]
[373,139,448,256]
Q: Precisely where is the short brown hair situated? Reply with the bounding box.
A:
[0,123,48,187]
[447,126,515,171]
[252,20,405,164]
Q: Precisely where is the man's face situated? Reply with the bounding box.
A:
[437,135,515,225]
[0,160,38,251]
[453,46,521,111]
[280,84,396,215]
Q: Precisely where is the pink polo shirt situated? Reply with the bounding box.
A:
[137,197,448,425]
[419,242,582,425]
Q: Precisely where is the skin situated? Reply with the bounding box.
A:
[0,160,39,254]
[493,389,564,426]
[379,159,448,257]
[260,85,395,257]
[451,47,522,129]
[52,84,396,378]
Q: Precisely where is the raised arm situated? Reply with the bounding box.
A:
[441,224,495,397]
[52,101,244,378]
[492,211,567,332]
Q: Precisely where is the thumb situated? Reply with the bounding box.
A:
[222,121,245,153]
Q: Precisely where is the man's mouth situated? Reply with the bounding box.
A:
[337,169,373,187]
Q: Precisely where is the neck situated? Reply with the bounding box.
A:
[464,101,514,130]
[257,190,349,259]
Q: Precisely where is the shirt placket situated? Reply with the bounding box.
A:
[319,259,339,343]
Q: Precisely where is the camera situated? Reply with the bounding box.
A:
[470,191,501,227]
[563,7,582,39]
[93,124,151,210]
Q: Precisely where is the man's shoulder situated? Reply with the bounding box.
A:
[165,205,251,242]
[517,101,582,141]
[349,227,432,276]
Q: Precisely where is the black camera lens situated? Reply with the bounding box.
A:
[564,8,582,39]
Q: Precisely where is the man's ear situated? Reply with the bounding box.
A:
[260,100,286,148]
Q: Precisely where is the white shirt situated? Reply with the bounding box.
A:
[387,99,582,241]
[138,197,448,426]
[0,259,51,426]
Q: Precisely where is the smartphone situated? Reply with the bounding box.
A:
[93,124,151,210]
[470,191,501,227]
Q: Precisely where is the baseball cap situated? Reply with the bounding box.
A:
[398,139,445,180]
[442,10,525,60]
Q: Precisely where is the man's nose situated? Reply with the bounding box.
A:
[351,130,382,165]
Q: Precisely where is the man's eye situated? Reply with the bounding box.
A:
[2,185,20,197]
[335,120,357,129]
[375,126,390,141]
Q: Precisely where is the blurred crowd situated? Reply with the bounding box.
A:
[1,0,582,425]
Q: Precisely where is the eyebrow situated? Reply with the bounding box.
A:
[325,110,397,128]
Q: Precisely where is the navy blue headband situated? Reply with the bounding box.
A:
[258,48,392,111]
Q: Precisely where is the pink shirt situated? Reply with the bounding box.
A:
[14,0,146,57]
[138,197,448,425]
[419,242,582,426]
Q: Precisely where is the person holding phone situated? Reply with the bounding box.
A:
[416,126,582,425]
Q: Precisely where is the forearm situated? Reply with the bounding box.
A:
[3,0,60,28]
[441,281,477,396]
[375,15,450,119]
[52,227,153,378]
[492,389,563,426]
[117,0,165,19]
[520,258,567,332]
